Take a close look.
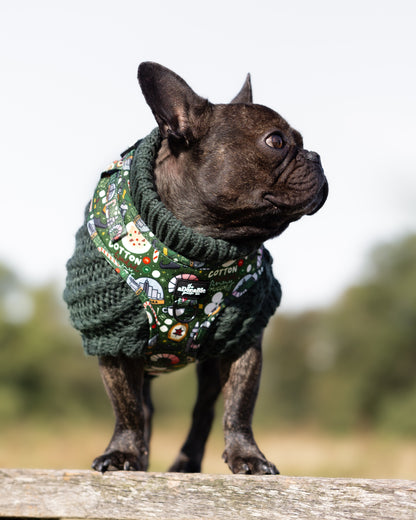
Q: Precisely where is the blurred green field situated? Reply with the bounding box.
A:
[1,235,416,480]
[0,419,414,479]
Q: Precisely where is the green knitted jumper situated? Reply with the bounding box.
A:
[64,128,282,372]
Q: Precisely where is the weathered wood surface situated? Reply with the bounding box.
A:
[0,469,415,520]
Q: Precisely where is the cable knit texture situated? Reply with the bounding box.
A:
[64,128,282,362]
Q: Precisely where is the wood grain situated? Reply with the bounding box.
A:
[0,469,415,520]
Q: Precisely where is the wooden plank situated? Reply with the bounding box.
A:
[0,469,415,520]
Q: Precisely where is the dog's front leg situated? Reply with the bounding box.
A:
[221,340,279,475]
[92,354,149,472]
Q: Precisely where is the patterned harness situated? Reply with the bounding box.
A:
[87,151,264,374]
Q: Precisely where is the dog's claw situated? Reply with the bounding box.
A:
[92,457,111,473]
[92,450,146,472]
[263,462,279,475]
[103,459,112,472]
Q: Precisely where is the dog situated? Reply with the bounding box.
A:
[64,62,328,475]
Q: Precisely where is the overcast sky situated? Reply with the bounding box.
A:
[1,0,415,312]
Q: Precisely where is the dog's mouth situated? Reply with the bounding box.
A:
[262,148,328,220]
[306,181,329,215]
[263,179,328,219]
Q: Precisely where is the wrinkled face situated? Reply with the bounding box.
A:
[186,103,327,242]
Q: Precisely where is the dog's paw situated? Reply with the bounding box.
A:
[168,452,202,473]
[222,451,279,475]
[92,450,146,473]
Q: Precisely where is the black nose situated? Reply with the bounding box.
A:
[306,151,321,163]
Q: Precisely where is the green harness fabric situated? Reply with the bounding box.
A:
[88,152,265,372]
[64,128,282,373]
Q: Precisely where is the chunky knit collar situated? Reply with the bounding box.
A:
[129,128,255,265]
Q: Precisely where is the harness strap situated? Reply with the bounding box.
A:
[87,150,264,374]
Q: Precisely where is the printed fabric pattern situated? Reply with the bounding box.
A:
[88,154,265,374]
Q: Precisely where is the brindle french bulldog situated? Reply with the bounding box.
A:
[74,62,327,475]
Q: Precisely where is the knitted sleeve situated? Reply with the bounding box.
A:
[63,206,150,358]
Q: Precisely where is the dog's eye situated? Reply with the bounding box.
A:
[265,133,284,149]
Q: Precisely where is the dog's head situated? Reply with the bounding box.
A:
[138,62,328,246]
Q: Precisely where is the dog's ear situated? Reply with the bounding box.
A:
[138,62,211,144]
[230,73,253,104]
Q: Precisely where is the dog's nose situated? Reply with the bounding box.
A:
[306,151,321,163]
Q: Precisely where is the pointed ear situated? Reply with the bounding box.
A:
[230,73,253,104]
[138,62,211,144]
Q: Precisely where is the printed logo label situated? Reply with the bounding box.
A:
[174,280,210,298]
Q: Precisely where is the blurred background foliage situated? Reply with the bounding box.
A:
[0,235,415,477]
[0,234,415,435]
[261,233,416,435]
